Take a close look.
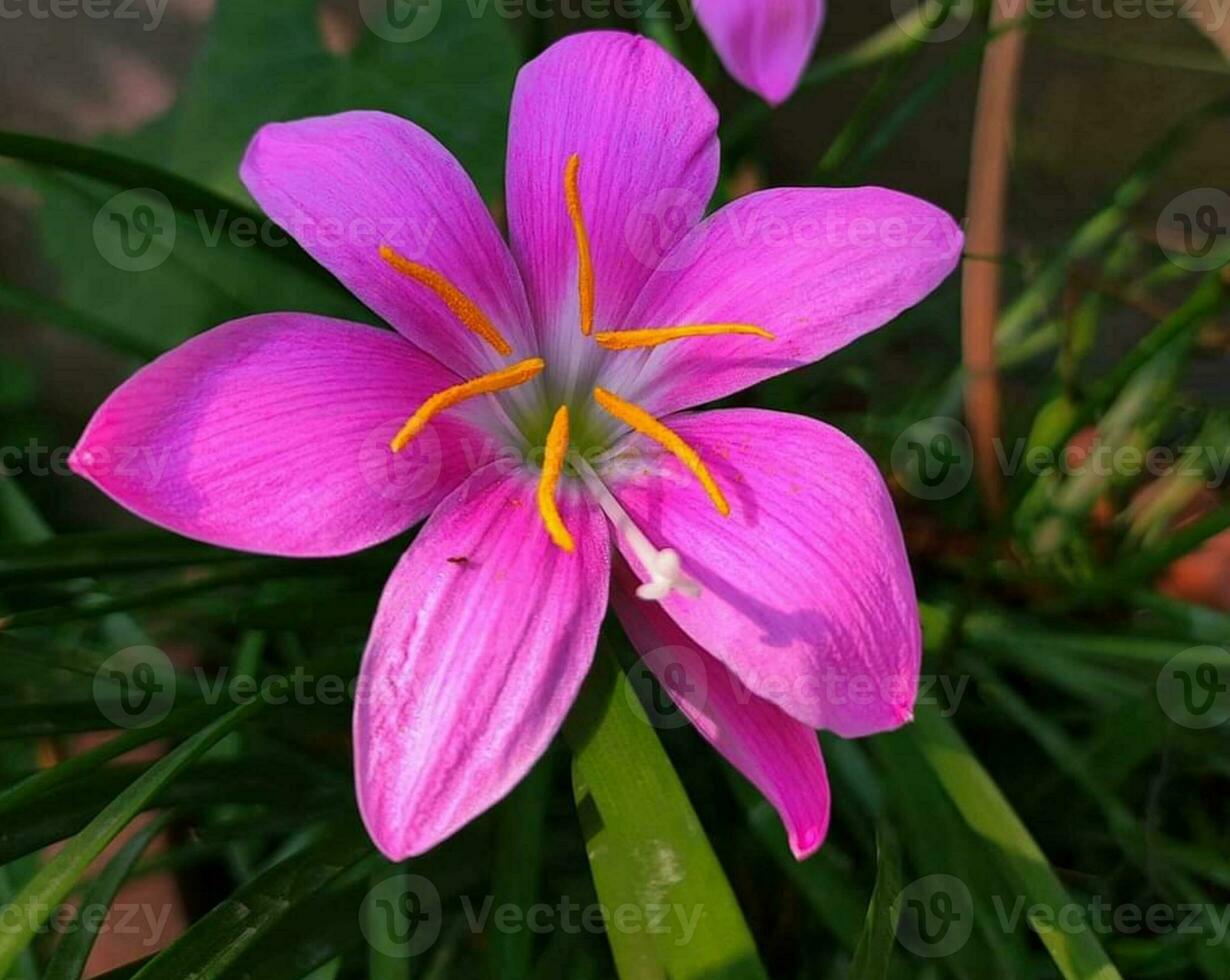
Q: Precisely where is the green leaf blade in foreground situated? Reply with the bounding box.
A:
[565,647,767,980]
[488,758,553,980]
[0,700,261,976]
[849,826,903,980]
[130,827,372,980]
[909,705,1124,980]
[43,813,172,980]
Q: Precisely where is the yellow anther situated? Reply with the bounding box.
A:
[564,154,595,337]
[379,244,512,356]
[593,324,775,351]
[592,387,730,517]
[537,406,574,552]
[390,359,544,453]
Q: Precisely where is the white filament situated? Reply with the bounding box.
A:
[573,455,701,601]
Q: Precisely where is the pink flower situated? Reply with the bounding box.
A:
[71,32,961,861]
[693,0,826,105]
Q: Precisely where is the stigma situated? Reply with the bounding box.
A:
[574,455,702,602]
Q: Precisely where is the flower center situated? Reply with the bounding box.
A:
[378,154,778,598]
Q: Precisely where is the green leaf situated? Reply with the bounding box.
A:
[849,826,903,980]
[725,770,865,950]
[0,757,345,865]
[0,700,261,975]
[723,3,987,150]
[0,531,243,585]
[147,0,517,201]
[30,0,520,354]
[997,97,1230,351]
[488,755,553,979]
[0,279,161,361]
[0,865,40,980]
[43,812,172,980]
[873,729,1032,976]
[848,17,1019,178]
[129,826,372,980]
[0,699,221,816]
[0,478,52,545]
[226,875,368,980]
[366,862,411,980]
[908,705,1125,980]
[564,646,766,980]
[0,130,294,254]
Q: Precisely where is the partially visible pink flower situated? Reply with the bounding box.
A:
[693,0,826,105]
[71,32,961,861]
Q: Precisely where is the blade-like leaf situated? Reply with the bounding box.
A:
[43,812,172,980]
[488,756,553,979]
[0,700,261,975]
[0,279,161,361]
[909,705,1125,980]
[849,826,903,980]
[130,826,371,980]
[565,646,767,980]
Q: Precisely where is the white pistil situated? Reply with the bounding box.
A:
[573,455,701,601]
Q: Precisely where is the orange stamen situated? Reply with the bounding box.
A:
[537,406,574,552]
[592,387,730,517]
[593,324,775,351]
[564,154,595,337]
[391,359,544,453]
[379,244,512,356]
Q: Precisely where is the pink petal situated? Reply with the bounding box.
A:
[620,187,963,416]
[240,111,535,376]
[694,0,826,105]
[611,559,830,859]
[506,32,719,361]
[70,314,484,557]
[355,466,610,859]
[608,408,920,737]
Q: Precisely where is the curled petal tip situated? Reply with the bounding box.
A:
[67,444,90,478]
[788,822,828,861]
